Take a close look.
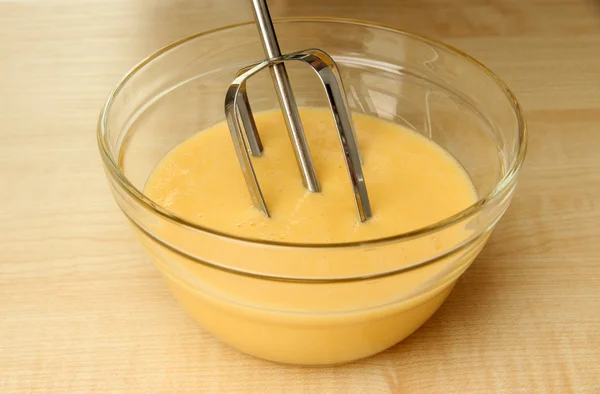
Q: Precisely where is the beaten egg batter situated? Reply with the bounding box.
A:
[141,108,479,365]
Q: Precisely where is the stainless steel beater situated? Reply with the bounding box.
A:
[224,0,372,222]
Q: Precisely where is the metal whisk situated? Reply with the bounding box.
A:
[224,0,372,222]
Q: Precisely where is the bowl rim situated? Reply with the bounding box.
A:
[97,16,527,250]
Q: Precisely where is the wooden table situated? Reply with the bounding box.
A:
[1,0,599,392]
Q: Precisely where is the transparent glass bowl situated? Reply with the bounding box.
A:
[98,18,526,366]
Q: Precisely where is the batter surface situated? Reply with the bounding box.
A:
[145,108,477,243]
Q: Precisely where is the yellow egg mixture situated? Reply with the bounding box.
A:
[141,108,478,365]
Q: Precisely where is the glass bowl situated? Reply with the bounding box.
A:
[98,18,526,366]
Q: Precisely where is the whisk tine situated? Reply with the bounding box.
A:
[250,0,320,192]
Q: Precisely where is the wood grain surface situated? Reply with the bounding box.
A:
[1,0,599,392]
